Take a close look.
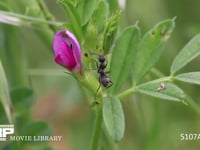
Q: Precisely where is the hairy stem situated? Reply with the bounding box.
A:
[90,107,103,150]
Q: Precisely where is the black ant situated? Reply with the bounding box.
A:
[84,52,113,97]
[95,54,113,96]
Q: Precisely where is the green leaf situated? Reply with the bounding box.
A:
[0,99,9,124]
[103,96,125,142]
[10,87,34,110]
[170,34,200,74]
[20,121,50,136]
[59,0,82,42]
[175,72,200,85]
[103,11,120,54]
[133,19,175,84]
[109,25,140,93]
[136,79,185,102]
[0,60,12,123]
[107,0,119,13]
[77,0,96,25]
[1,142,20,150]
[83,1,109,50]
[20,121,50,145]
[91,0,109,31]
[0,2,11,10]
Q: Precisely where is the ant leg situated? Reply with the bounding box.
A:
[104,61,107,68]
[107,81,113,88]
[95,84,101,97]
[104,61,109,74]
[96,61,100,73]
[64,71,72,75]
[95,76,101,98]
[96,61,99,69]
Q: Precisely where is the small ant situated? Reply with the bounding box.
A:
[85,53,113,97]
[96,55,113,92]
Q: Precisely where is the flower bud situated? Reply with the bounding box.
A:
[52,30,82,72]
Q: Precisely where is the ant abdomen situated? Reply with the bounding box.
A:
[101,75,112,87]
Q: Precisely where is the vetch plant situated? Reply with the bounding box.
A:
[50,0,200,149]
[0,0,200,150]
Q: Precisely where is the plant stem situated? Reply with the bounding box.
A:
[185,96,200,115]
[117,86,136,100]
[36,0,57,32]
[90,107,103,150]
[0,60,13,123]
[151,67,165,78]
[0,10,62,27]
[2,25,27,87]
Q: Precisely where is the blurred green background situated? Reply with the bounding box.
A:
[0,0,200,150]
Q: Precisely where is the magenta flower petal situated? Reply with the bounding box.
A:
[54,41,76,69]
[52,30,82,72]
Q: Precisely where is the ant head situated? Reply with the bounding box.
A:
[98,55,105,63]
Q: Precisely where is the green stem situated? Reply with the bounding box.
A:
[77,71,102,99]
[90,107,103,150]
[0,10,62,27]
[117,86,136,100]
[151,67,165,78]
[117,76,173,101]
[1,25,27,87]
[0,60,13,123]
[185,96,200,115]
[36,0,57,32]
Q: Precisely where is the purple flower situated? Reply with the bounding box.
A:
[52,30,82,73]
